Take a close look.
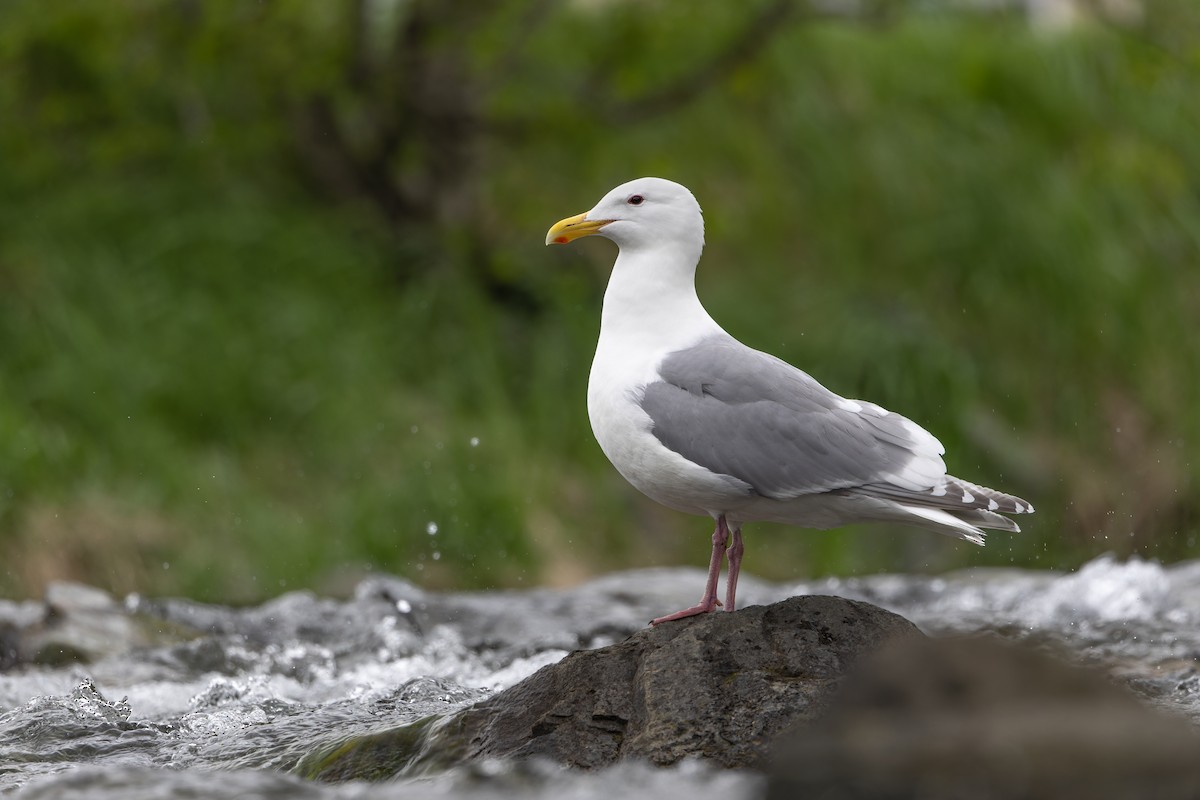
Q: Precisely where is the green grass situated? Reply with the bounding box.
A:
[0,4,1198,601]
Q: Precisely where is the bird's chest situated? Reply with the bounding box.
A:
[586,343,749,517]
[586,344,660,472]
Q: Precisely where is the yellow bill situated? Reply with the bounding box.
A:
[545,212,614,245]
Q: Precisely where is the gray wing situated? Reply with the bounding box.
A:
[639,335,944,499]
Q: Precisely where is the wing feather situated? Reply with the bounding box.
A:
[639,336,947,500]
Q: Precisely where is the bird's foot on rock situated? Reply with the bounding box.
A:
[650,597,721,626]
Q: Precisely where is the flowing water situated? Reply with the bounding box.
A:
[2,554,1198,798]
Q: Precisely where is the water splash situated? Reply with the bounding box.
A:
[3,554,1200,796]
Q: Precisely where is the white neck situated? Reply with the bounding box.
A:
[597,243,723,356]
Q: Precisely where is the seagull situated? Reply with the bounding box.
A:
[546,177,1034,625]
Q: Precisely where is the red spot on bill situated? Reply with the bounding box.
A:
[554,236,569,244]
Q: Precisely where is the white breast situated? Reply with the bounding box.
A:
[585,263,752,519]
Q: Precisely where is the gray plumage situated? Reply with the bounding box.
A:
[641,335,913,497]
[641,334,1030,533]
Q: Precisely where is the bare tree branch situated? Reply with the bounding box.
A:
[481,0,562,93]
[603,0,800,123]
[290,94,418,225]
[289,0,843,300]
[346,0,373,90]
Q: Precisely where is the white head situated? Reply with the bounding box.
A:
[545,177,705,258]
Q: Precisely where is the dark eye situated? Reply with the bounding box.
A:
[628,195,644,206]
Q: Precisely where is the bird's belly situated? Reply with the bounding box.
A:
[586,381,752,518]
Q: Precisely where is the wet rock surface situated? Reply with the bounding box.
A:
[309,595,922,778]
[768,636,1200,800]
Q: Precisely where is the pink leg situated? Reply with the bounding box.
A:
[650,516,730,626]
[725,526,744,613]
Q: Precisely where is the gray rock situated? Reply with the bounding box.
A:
[22,582,151,665]
[3,582,196,668]
[304,595,922,779]
[0,621,18,671]
[768,636,1200,800]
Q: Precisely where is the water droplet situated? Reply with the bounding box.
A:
[426,522,439,535]
[432,551,441,561]
[469,436,480,447]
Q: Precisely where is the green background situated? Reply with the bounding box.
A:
[1,0,1197,602]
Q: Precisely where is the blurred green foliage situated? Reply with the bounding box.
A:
[0,0,1197,601]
